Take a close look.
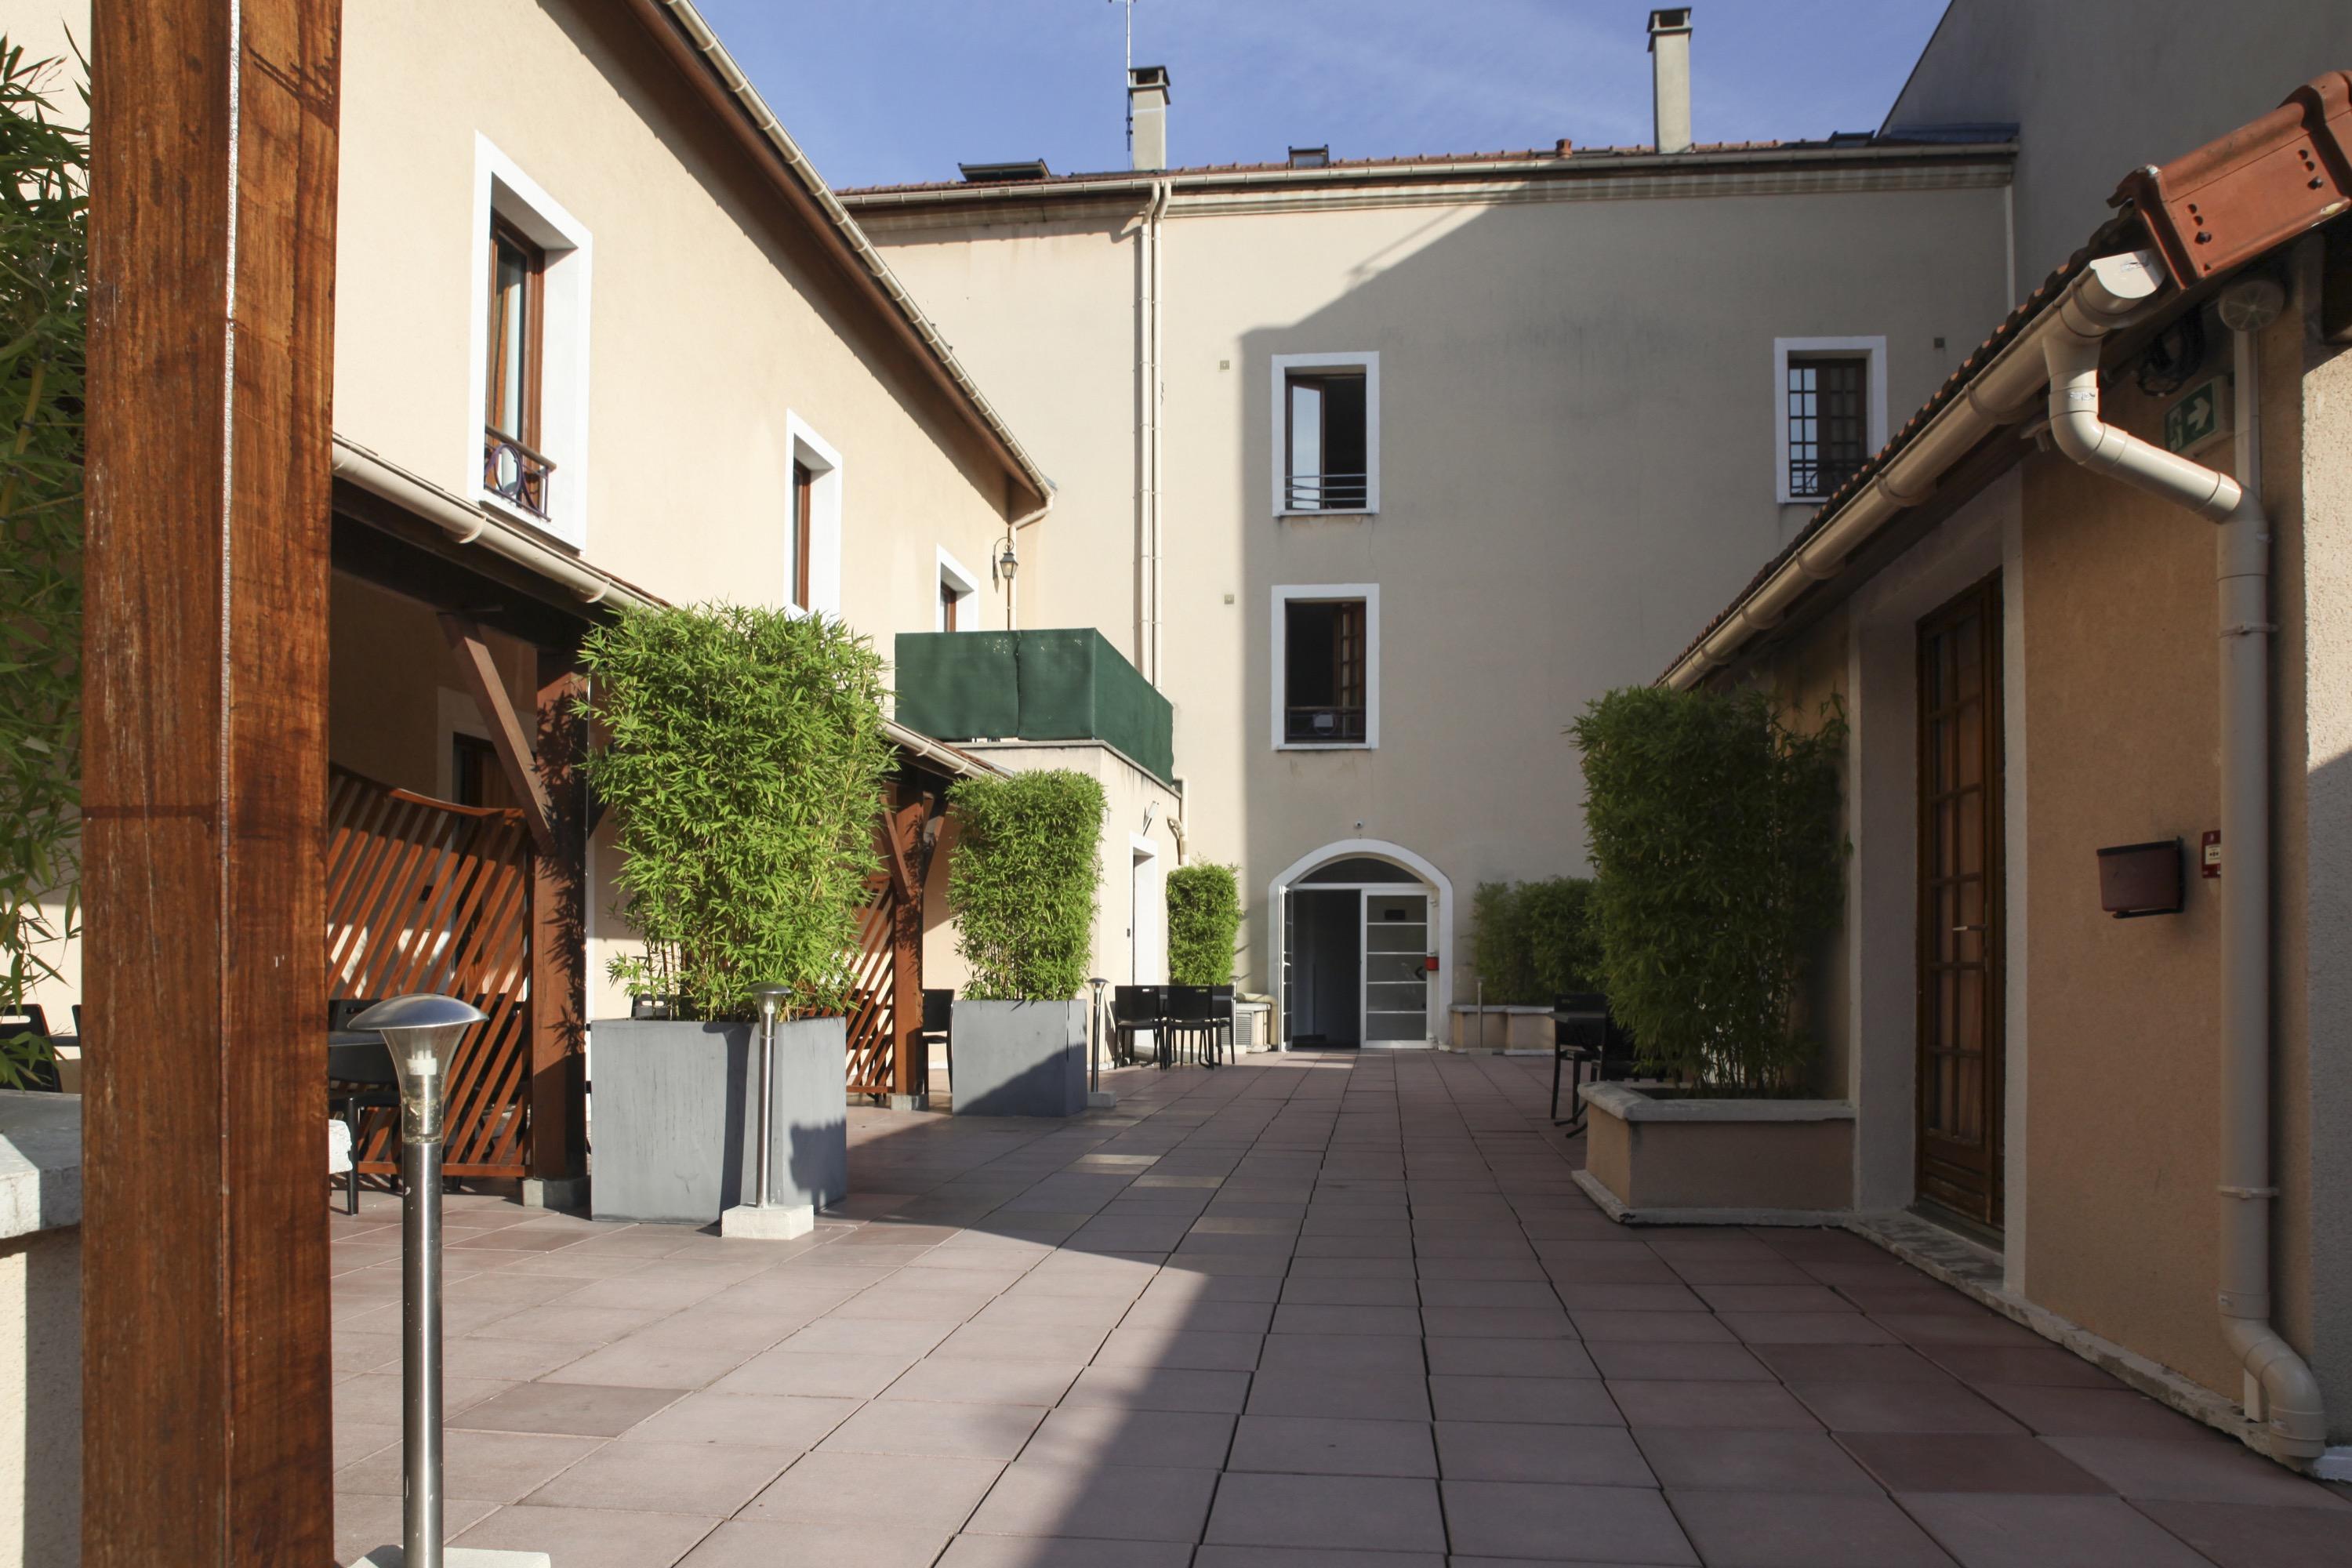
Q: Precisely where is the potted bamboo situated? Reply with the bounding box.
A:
[581,604,890,1222]
[1568,685,1853,1221]
[945,770,1104,1117]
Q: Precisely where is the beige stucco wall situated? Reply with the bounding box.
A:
[861,173,2011,1029]
[334,0,1021,641]
[0,1226,78,1567]
[919,743,1181,1004]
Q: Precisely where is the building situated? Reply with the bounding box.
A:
[844,11,2016,1046]
[1659,61,2352,1461]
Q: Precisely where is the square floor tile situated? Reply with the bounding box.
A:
[818,1397,1044,1459]
[744,1449,1004,1530]
[1900,1493,2217,1568]
[451,1501,720,1568]
[1573,1312,1737,1344]
[1425,1338,1598,1379]
[1668,1488,1953,1567]
[1608,1380,1820,1431]
[623,1389,857,1450]
[1720,1312,1900,1345]
[336,1428,601,1504]
[1789,1377,2024,1434]
[2041,1434,2351,1508]
[1748,1345,1951,1384]
[1205,1472,1446,1552]
[1971,1385,2199,1438]
[524,1439,791,1515]
[964,1458,1219,1542]
[1062,1365,1253,1414]
[882,1356,1084,1406]
[677,1519,951,1568]
[939,1535,1195,1566]
[1095,1326,1265,1370]
[1441,1480,1698,1565]
[1837,1434,2109,1494]
[1635,1428,1882,1494]
[1427,1375,1621,1426]
[452,1381,685,1438]
[1229,1415,1438,1477]
[1249,1367,1432,1421]
[1019,1406,1236,1468]
[706,1348,913,1399]
[1588,1342,1772,1382]
[1917,1345,2121,1388]
[2129,1499,2352,1568]
[1436,1421,1654,1486]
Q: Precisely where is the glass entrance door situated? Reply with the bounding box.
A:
[1363,892,1429,1044]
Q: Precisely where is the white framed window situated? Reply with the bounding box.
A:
[1272,583,1379,750]
[1773,336,1887,504]
[1272,350,1379,516]
[468,136,593,549]
[936,546,980,630]
[783,412,843,616]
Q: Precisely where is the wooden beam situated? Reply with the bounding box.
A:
[439,612,559,854]
[530,652,588,1181]
[885,797,927,1099]
[81,0,340,1562]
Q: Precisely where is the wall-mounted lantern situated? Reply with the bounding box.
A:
[2098,837,2184,919]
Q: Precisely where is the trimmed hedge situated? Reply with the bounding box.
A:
[579,604,891,1021]
[1571,684,1846,1092]
[1471,877,1600,1005]
[947,769,1106,1001]
[1167,863,1241,985]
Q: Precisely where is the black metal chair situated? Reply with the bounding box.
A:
[0,1005,59,1092]
[1551,992,1633,1131]
[328,1000,395,1214]
[1205,985,1237,1064]
[1112,985,1167,1068]
[921,987,953,1098]
[1163,985,1218,1068]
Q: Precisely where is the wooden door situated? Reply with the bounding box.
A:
[1916,575,2005,1227]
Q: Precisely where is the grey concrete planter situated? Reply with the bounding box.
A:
[590,1016,848,1223]
[1576,1081,1855,1224]
[949,999,1088,1117]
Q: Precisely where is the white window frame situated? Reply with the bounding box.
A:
[1271,350,1381,517]
[1272,583,1380,752]
[783,412,844,617]
[1773,336,1887,506]
[935,546,981,630]
[468,135,593,549]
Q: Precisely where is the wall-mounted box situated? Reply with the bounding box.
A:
[2098,838,2184,919]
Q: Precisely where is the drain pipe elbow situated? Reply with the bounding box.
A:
[2042,332,2241,521]
[2225,1316,2329,1457]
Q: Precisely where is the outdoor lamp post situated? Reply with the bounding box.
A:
[721,982,814,1240]
[347,993,511,1568]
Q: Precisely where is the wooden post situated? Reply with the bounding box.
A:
[531,652,588,1182]
[82,0,340,1563]
[880,796,927,1101]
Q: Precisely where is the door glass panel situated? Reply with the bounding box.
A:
[1363,894,1428,1043]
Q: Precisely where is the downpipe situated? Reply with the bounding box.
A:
[2039,270,2326,1461]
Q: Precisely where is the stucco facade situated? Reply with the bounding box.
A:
[848,151,2013,1036]
[1721,232,2352,1447]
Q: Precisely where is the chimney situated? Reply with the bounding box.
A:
[1647,9,1693,155]
[1129,64,1171,172]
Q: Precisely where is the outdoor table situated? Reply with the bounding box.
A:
[330,1029,397,1211]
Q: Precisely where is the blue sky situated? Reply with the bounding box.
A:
[691,1,1953,191]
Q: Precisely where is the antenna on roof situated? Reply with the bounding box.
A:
[1112,0,1140,158]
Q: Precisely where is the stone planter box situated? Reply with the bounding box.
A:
[1575,1081,1854,1223]
[590,1016,848,1224]
[1447,1004,1554,1052]
[950,999,1088,1117]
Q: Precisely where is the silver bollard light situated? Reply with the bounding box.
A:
[1085,975,1116,1109]
[349,993,485,1568]
[720,982,813,1240]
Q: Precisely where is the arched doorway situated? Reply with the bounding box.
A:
[1267,840,1454,1049]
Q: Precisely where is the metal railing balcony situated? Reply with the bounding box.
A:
[1283,471,1370,512]
[1286,705,1367,744]
[483,426,557,520]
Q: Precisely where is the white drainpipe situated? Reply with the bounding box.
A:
[1138,179,1171,683]
[2039,260,2325,1461]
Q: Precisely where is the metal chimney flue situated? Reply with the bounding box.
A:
[1647,8,1693,156]
[1130,64,1171,171]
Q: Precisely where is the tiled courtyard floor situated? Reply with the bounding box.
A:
[329,1050,2349,1567]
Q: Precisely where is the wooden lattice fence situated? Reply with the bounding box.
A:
[326,767,535,1178]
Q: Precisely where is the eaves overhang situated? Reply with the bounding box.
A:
[1662,71,2352,692]
[616,0,1054,515]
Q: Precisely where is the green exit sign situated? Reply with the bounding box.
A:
[2164,375,2233,456]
